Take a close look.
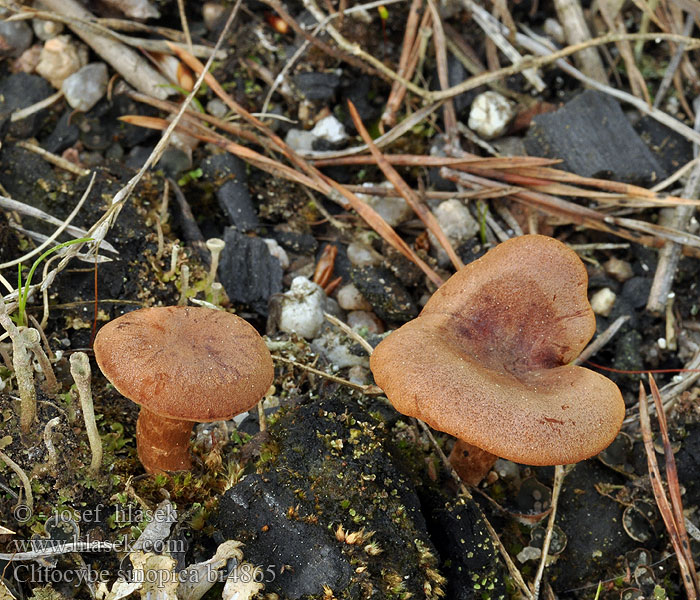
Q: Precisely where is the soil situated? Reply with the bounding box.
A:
[1,1,700,600]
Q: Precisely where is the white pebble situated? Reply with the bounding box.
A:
[604,258,634,282]
[590,288,616,317]
[428,199,479,265]
[311,115,347,145]
[263,238,289,269]
[285,128,316,152]
[310,329,369,369]
[62,63,108,112]
[336,283,372,311]
[356,182,413,227]
[347,242,380,267]
[468,91,515,140]
[347,310,383,334]
[278,276,326,339]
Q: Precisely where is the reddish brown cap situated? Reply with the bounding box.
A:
[94,306,273,422]
[370,235,624,466]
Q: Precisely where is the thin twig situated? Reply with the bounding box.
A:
[532,464,571,599]
[271,354,382,395]
[323,312,374,355]
[574,316,630,365]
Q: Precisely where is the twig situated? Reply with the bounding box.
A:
[271,354,382,395]
[323,312,374,355]
[553,0,607,83]
[532,464,571,599]
[10,90,64,123]
[653,12,695,109]
[15,140,91,178]
[574,315,630,365]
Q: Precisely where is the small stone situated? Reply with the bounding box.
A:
[203,2,227,31]
[347,310,383,334]
[13,44,42,74]
[62,63,108,112]
[590,288,616,317]
[310,330,368,369]
[468,91,515,140]
[32,18,64,41]
[206,98,228,119]
[278,276,326,339]
[356,182,413,227]
[0,20,33,57]
[604,257,634,282]
[428,199,479,266]
[285,128,316,152]
[263,238,289,270]
[347,241,380,267]
[311,115,347,147]
[36,35,88,89]
[347,365,369,385]
[336,283,372,311]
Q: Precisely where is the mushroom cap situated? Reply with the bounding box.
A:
[370,235,624,466]
[94,306,273,422]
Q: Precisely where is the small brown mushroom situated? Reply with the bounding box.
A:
[370,235,624,485]
[93,306,273,473]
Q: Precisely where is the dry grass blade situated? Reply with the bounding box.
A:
[648,375,700,593]
[638,380,698,600]
[347,100,464,271]
[311,155,561,169]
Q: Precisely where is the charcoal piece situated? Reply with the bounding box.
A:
[218,227,282,315]
[0,73,53,138]
[634,115,693,175]
[294,71,341,101]
[351,265,418,323]
[524,90,666,184]
[270,230,318,255]
[42,110,80,154]
[202,154,258,231]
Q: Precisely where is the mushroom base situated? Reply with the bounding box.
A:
[136,407,194,473]
[448,439,498,486]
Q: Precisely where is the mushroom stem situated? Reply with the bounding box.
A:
[448,439,498,486]
[136,407,193,473]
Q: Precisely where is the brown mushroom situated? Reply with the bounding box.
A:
[93,306,273,473]
[370,235,624,485]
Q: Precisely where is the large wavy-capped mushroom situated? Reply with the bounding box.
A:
[370,235,624,485]
[94,306,273,473]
